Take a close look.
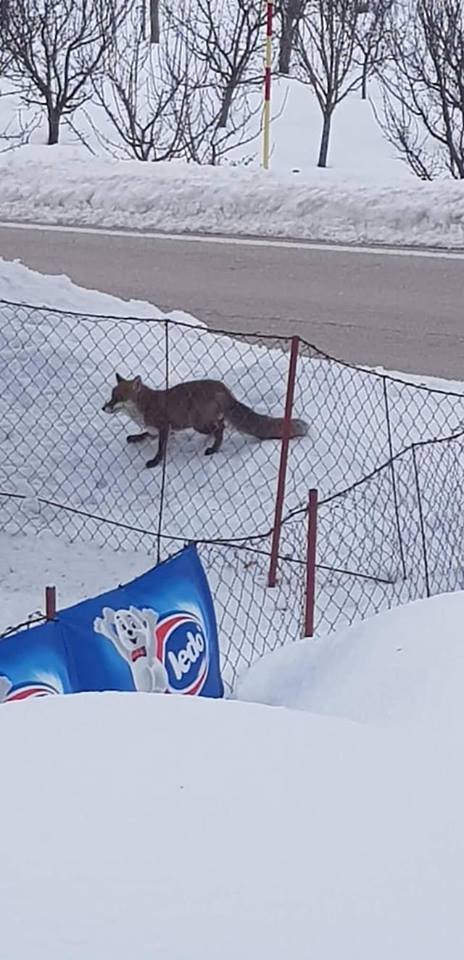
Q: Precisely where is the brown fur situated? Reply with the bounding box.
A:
[102,374,308,468]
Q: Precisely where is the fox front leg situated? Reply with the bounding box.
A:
[146,426,168,469]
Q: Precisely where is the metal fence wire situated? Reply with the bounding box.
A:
[2,298,464,690]
[278,429,464,644]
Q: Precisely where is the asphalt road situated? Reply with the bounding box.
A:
[1,222,463,379]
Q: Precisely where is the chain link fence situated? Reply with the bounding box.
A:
[2,298,464,549]
[2,298,464,690]
[277,429,464,643]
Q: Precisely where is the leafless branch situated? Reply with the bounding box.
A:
[377,0,464,179]
[2,0,127,144]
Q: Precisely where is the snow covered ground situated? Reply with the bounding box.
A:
[2,69,463,248]
[2,248,464,956]
[237,589,464,729]
[0,530,150,633]
[2,257,464,549]
[1,141,463,249]
[3,477,464,956]
[2,257,464,684]
[0,75,410,179]
[2,667,464,958]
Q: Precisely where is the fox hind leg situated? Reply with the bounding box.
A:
[127,431,150,444]
[205,420,224,456]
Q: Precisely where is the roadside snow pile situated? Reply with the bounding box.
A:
[237,591,464,730]
[1,145,464,249]
[2,691,464,959]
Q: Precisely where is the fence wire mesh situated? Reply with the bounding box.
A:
[2,298,464,690]
[300,431,464,637]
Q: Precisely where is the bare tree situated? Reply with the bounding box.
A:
[372,90,440,179]
[89,0,261,165]
[354,0,393,100]
[0,0,11,73]
[2,0,125,145]
[294,0,365,167]
[165,0,264,130]
[378,0,464,178]
[88,2,197,161]
[178,79,262,164]
[0,106,41,152]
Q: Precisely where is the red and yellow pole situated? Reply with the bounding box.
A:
[262,0,273,170]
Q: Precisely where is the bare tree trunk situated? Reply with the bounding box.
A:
[47,107,61,144]
[217,84,234,128]
[279,9,295,74]
[279,0,304,75]
[361,53,369,99]
[149,0,160,43]
[317,111,332,167]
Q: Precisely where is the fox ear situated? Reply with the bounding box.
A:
[116,373,122,383]
[133,375,142,390]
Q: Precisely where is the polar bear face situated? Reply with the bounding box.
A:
[113,609,151,653]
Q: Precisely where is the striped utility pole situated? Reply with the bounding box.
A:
[262,0,273,170]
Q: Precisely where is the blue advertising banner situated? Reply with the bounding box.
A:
[0,546,224,704]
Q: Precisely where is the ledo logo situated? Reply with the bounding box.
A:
[156,612,209,695]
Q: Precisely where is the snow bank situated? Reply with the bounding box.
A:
[1,144,464,248]
[2,690,464,959]
[237,591,464,729]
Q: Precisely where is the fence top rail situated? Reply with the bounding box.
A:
[3,296,464,401]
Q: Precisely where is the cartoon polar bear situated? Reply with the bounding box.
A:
[94,605,168,693]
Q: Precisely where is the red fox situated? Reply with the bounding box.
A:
[102,373,308,468]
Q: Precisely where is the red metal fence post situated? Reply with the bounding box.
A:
[45,586,56,621]
[304,489,318,637]
[268,335,300,587]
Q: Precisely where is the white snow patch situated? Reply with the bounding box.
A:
[0,530,150,633]
[0,142,463,249]
[1,691,464,959]
[236,591,464,730]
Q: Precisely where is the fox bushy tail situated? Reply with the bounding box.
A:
[227,398,308,440]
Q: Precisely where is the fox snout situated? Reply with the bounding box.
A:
[102,400,115,413]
